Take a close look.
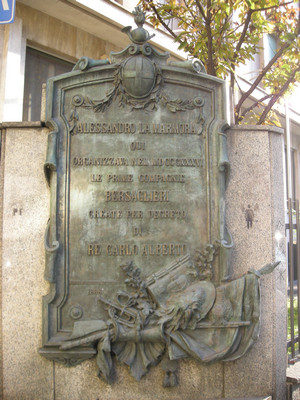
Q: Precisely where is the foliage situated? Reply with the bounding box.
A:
[140,0,300,125]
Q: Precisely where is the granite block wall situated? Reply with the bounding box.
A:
[0,124,286,400]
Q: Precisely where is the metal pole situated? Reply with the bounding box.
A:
[286,101,292,200]
[286,101,296,358]
[289,198,295,358]
[296,199,300,352]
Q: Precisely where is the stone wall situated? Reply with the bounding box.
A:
[0,124,286,399]
[225,126,287,400]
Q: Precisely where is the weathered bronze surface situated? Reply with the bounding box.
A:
[40,6,278,385]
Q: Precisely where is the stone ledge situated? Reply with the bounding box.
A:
[206,397,272,400]
[228,124,283,135]
[0,121,45,129]
[287,362,300,384]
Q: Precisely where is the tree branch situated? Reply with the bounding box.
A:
[204,0,216,75]
[147,1,178,39]
[235,39,294,116]
[183,0,197,20]
[232,0,292,60]
[257,66,300,124]
[251,1,294,13]
[218,13,231,39]
[238,94,272,123]
[194,0,207,20]
[234,10,253,57]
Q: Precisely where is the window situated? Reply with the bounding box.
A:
[264,34,277,66]
[23,47,74,121]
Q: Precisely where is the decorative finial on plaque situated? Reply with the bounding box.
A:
[122,5,155,45]
[133,5,145,27]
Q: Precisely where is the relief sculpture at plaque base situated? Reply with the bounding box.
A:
[60,250,279,386]
[40,6,280,387]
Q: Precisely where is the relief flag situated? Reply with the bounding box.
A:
[0,0,15,24]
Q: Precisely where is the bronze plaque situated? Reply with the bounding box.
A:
[44,60,221,326]
[65,75,210,327]
[40,9,269,381]
[42,45,227,344]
